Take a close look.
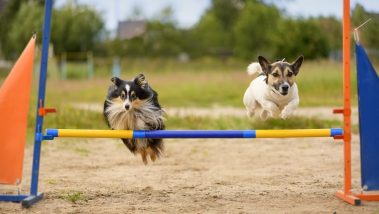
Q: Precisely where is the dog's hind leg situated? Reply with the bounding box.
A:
[244,100,258,118]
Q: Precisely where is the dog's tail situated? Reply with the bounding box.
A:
[247,62,263,79]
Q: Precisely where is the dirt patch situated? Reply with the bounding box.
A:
[1,135,379,213]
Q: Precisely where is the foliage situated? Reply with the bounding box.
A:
[274,18,330,59]
[1,1,104,59]
[1,1,379,60]
[3,1,44,59]
[166,115,341,131]
[51,4,104,57]
[233,1,281,59]
[0,0,44,59]
[192,0,244,57]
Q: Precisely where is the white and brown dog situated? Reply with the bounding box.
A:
[243,56,303,120]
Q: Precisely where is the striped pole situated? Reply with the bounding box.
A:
[45,128,343,139]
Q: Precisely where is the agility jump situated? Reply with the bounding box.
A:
[44,128,343,139]
[0,0,378,208]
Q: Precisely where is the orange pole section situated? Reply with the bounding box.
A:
[336,1,361,205]
[342,0,352,194]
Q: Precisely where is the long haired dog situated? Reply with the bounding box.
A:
[103,74,165,164]
[243,56,303,120]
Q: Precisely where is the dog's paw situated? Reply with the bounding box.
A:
[246,110,255,118]
[280,109,293,120]
[260,110,269,121]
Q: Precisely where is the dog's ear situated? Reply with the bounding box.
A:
[258,56,271,75]
[291,55,304,76]
[134,73,148,89]
[111,77,122,87]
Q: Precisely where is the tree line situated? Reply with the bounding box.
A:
[0,0,378,61]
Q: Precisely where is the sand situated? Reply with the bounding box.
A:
[1,134,379,213]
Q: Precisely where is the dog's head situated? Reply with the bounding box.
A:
[258,55,303,96]
[107,74,152,112]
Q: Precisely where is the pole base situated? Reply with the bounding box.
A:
[21,192,44,208]
[0,194,28,202]
[355,193,379,201]
[336,190,361,205]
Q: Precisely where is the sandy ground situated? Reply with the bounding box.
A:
[1,106,379,213]
[1,136,379,213]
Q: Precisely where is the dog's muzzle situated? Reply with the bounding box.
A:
[279,83,290,95]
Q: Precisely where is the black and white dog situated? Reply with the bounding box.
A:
[103,74,165,164]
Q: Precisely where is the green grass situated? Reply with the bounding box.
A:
[59,191,88,204]
[166,115,341,130]
[41,58,357,108]
[29,104,344,131]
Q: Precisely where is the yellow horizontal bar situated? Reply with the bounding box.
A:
[58,129,133,138]
[255,129,331,138]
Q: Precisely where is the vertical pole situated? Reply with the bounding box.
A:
[61,53,67,80]
[342,0,352,194]
[87,51,94,79]
[30,0,53,196]
[112,56,121,77]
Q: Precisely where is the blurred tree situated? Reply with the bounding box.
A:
[192,0,244,57]
[192,13,231,55]
[5,1,44,59]
[0,0,44,59]
[3,1,104,59]
[51,4,104,57]
[233,0,281,59]
[314,16,342,51]
[274,18,329,59]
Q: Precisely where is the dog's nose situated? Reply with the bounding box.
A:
[125,105,130,110]
[282,85,289,91]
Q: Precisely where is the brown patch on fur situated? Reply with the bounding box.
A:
[132,98,146,109]
[111,97,123,104]
[139,147,160,164]
[267,63,296,87]
[140,150,148,165]
[147,147,157,162]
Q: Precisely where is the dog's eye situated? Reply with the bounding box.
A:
[131,93,136,100]
[120,92,126,99]
[287,72,293,77]
[272,73,279,77]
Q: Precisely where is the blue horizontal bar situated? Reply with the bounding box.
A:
[142,130,256,138]
[46,129,58,137]
[331,128,343,136]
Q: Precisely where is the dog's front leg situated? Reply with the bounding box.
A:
[260,100,280,120]
[280,98,299,119]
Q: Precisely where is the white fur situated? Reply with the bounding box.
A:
[247,62,263,79]
[125,84,130,92]
[243,63,299,120]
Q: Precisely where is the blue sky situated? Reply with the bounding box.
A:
[55,0,379,30]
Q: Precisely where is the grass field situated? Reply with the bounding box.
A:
[44,58,357,107]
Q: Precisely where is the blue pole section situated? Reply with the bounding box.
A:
[30,0,53,196]
[136,130,256,138]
